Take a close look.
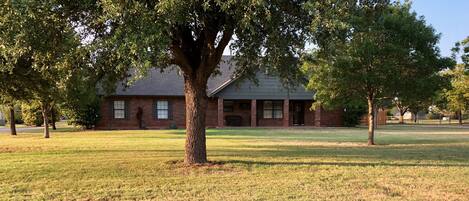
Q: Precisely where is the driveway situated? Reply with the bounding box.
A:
[0,127,42,133]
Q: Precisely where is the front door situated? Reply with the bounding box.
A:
[292,101,305,126]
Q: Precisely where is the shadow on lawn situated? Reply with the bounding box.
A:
[210,143,469,163]
[221,159,469,168]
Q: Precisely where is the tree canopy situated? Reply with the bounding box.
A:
[61,0,313,164]
[303,1,448,144]
[0,0,81,138]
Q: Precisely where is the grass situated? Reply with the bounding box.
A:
[1,126,469,200]
[387,119,469,125]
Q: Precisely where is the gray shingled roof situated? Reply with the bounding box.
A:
[112,56,315,100]
[113,56,235,96]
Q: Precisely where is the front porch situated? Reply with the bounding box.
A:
[217,98,322,128]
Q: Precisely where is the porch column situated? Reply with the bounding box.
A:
[251,99,257,127]
[283,99,289,127]
[314,105,322,127]
[217,97,224,128]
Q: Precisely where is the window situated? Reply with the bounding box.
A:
[156,100,169,120]
[224,101,234,112]
[263,101,283,119]
[113,100,126,119]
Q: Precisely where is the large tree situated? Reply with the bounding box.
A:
[304,1,447,145]
[64,0,312,164]
[1,0,81,138]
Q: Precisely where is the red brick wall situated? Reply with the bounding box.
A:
[96,96,218,130]
[96,96,345,129]
[223,100,252,126]
[318,107,344,127]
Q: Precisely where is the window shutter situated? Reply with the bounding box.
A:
[124,100,129,120]
[168,100,173,120]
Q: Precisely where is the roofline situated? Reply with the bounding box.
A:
[208,76,240,97]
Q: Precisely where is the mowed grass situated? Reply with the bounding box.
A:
[1,126,469,200]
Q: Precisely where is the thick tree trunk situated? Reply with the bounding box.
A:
[367,97,375,145]
[183,78,209,165]
[413,112,418,123]
[42,103,50,139]
[9,107,17,136]
[51,109,57,130]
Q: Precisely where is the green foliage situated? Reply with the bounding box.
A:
[61,88,101,129]
[60,48,102,129]
[304,1,446,113]
[1,0,82,117]
[343,106,367,127]
[21,102,60,127]
[443,64,469,114]
[21,102,44,127]
[62,0,312,89]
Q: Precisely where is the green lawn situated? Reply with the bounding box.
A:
[1,126,469,200]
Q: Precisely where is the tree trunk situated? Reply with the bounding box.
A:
[399,112,405,124]
[459,110,463,125]
[42,103,50,139]
[183,78,209,164]
[367,97,375,145]
[51,109,57,130]
[9,107,17,136]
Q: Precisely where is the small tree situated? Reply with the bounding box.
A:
[304,1,446,145]
[443,65,469,125]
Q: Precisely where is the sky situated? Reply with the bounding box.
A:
[411,0,469,57]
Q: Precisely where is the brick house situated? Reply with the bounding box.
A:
[96,57,344,129]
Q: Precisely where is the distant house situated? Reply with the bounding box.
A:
[96,57,344,129]
[0,111,5,126]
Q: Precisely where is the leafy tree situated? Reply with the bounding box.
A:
[1,1,81,138]
[304,1,447,145]
[443,65,469,125]
[439,37,469,125]
[64,0,312,164]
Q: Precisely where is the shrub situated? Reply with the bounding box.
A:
[343,106,367,127]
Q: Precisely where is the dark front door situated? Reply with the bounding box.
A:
[292,101,305,126]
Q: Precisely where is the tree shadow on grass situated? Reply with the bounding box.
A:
[209,143,469,163]
[220,159,469,168]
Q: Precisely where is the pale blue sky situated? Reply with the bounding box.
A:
[411,0,469,57]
